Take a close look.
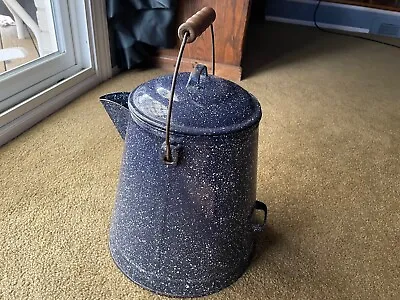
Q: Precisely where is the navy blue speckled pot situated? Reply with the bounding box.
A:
[100,65,267,297]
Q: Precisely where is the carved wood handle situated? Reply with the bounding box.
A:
[177,7,216,43]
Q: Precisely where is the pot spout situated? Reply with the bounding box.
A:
[100,92,131,140]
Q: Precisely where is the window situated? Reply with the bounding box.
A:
[0,0,112,145]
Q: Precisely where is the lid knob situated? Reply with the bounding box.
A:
[186,64,208,88]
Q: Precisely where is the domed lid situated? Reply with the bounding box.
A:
[128,65,261,135]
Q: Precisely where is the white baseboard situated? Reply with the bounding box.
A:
[289,0,400,16]
[0,72,101,146]
[265,16,370,33]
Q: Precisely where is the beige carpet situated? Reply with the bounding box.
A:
[1,22,399,300]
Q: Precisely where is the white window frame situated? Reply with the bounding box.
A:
[0,0,112,146]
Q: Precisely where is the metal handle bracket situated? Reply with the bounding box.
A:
[250,201,268,233]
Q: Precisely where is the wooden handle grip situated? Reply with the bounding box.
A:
[178,7,216,43]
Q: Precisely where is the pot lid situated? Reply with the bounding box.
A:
[128,65,262,135]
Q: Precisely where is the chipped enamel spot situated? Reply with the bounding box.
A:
[156,86,179,102]
[135,93,168,119]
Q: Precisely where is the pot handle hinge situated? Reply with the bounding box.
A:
[162,142,180,167]
[249,201,268,233]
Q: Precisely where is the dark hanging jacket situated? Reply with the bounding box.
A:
[107,0,176,69]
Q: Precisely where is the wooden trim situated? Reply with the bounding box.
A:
[154,1,251,82]
[154,55,242,82]
[265,16,369,33]
[323,0,400,12]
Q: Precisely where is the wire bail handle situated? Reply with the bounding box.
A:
[163,7,216,164]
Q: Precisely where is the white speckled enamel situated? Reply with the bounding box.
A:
[100,68,267,297]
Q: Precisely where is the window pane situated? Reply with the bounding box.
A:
[0,0,77,113]
[0,0,58,75]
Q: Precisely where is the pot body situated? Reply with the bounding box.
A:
[109,118,261,297]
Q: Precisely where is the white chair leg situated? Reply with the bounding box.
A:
[3,0,42,41]
[14,13,27,39]
[2,0,28,39]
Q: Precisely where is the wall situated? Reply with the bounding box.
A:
[265,0,400,37]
